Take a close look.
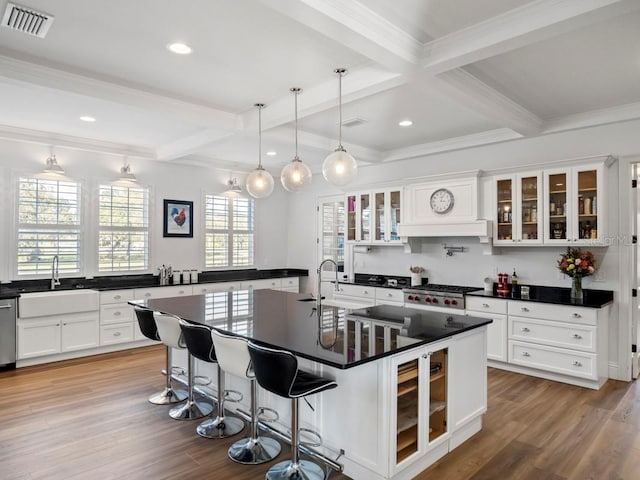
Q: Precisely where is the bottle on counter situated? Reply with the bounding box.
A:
[511,269,518,285]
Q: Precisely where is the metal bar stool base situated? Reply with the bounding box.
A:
[148,387,187,405]
[266,459,326,480]
[197,414,245,439]
[169,400,213,420]
[228,436,281,465]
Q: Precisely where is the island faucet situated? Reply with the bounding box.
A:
[317,258,339,311]
[51,255,60,290]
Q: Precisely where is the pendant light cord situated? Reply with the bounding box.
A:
[291,88,301,160]
[338,70,343,149]
[257,104,263,168]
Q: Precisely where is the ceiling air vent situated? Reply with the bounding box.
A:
[2,2,54,38]
[341,117,367,128]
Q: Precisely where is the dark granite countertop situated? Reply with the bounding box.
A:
[3,268,308,294]
[0,288,20,300]
[133,290,491,369]
[466,284,614,309]
[338,273,421,290]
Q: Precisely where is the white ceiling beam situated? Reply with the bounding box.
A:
[422,0,640,74]
[382,128,522,163]
[0,124,156,159]
[543,101,640,133]
[257,0,422,72]
[0,54,239,130]
[156,128,237,161]
[430,69,543,136]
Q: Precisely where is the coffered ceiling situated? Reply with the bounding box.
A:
[0,0,638,173]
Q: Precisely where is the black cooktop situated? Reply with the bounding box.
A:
[406,283,479,294]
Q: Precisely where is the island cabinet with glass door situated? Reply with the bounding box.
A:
[494,172,543,245]
[543,163,606,245]
[346,188,401,244]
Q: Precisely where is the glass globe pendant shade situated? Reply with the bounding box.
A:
[280,158,312,192]
[322,147,358,186]
[246,166,274,198]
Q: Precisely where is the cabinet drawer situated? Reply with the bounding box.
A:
[509,340,597,380]
[465,296,507,315]
[241,278,282,290]
[336,283,375,299]
[508,301,597,325]
[509,316,596,353]
[100,289,134,305]
[100,323,134,345]
[134,285,193,300]
[193,282,241,294]
[375,288,404,304]
[281,277,299,291]
[100,304,134,325]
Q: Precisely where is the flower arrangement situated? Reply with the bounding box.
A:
[557,247,596,278]
[409,266,425,274]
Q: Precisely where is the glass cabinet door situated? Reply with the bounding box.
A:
[360,193,371,241]
[546,172,568,243]
[389,190,401,241]
[518,175,541,243]
[396,358,419,464]
[576,168,598,242]
[427,348,447,443]
[496,178,514,243]
[347,195,356,242]
[375,192,385,241]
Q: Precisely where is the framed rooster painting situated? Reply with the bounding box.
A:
[163,199,193,238]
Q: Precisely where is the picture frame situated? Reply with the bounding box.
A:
[163,199,193,238]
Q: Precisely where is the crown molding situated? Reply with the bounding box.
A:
[0,53,239,130]
[0,124,155,158]
[422,0,640,74]
[382,128,521,163]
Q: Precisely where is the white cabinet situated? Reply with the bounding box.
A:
[18,311,99,359]
[193,282,241,294]
[346,188,402,244]
[543,163,606,245]
[374,287,404,307]
[279,277,300,292]
[335,283,376,305]
[467,294,609,389]
[99,289,139,345]
[494,172,543,245]
[465,296,508,363]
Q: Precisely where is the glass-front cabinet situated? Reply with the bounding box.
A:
[392,347,449,470]
[544,163,604,245]
[346,188,401,244]
[494,173,542,245]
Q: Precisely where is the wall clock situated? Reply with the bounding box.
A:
[430,188,454,214]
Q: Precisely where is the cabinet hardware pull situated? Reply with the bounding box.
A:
[145,293,151,297]
[522,352,531,357]
[521,327,530,332]
[114,332,121,337]
[571,313,581,318]
[521,307,530,312]
[179,290,184,294]
[201,289,207,293]
[363,290,368,294]
[422,354,429,359]
[573,334,582,339]
[114,295,121,300]
[482,303,489,308]
[114,311,121,316]
[573,361,582,367]
[0,305,12,309]
[388,293,393,297]
[56,323,60,326]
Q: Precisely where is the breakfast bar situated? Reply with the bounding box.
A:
[134,289,492,480]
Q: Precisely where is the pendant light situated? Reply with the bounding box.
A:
[280,87,312,192]
[246,103,274,198]
[322,68,358,186]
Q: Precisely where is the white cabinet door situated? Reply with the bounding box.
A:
[61,314,99,352]
[18,318,61,359]
[193,282,242,294]
[467,311,507,362]
[241,278,281,290]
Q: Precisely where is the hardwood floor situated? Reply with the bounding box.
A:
[1,347,638,480]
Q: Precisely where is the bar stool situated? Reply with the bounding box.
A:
[248,342,338,480]
[154,313,213,420]
[134,306,187,405]
[211,329,282,464]
[179,320,245,438]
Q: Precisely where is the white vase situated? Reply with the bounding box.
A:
[411,273,422,286]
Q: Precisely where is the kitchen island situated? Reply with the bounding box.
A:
[135,289,492,480]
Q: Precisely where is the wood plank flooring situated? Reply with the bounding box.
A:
[1,346,639,479]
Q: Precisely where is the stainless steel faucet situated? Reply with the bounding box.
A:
[317,258,339,312]
[51,255,60,290]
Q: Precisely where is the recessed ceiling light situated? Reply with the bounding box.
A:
[167,42,192,55]
[80,116,96,122]
[398,120,413,127]
[266,151,277,156]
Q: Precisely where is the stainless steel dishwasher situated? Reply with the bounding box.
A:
[0,298,17,369]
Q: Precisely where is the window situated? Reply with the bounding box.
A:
[17,177,81,275]
[98,184,149,272]
[205,195,254,268]
[319,197,345,269]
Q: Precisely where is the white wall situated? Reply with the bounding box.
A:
[0,139,289,281]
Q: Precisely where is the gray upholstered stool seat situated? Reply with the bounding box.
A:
[134,306,187,405]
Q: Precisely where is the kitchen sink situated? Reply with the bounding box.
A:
[19,289,100,318]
